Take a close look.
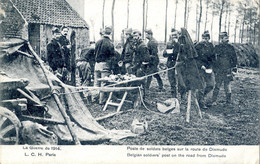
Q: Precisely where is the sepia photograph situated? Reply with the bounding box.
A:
[0,0,259,163]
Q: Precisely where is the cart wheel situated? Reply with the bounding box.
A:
[0,107,21,145]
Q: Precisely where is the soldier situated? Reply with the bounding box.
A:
[121,28,135,73]
[195,31,215,109]
[163,28,180,98]
[47,28,66,81]
[93,26,115,104]
[130,30,150,97]
[145,28,164,91]
[211,32,237,106]
[59,26,72,84]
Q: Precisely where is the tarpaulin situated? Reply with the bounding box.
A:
[0,38,136,143]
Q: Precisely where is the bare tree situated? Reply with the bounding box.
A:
[111,0,115,42]
[184,0,188,28]
[234,19,239,43]
[127,0,130,28]
[142,0,145,39]
[197,0,202,41]
[218,0,225,42]
[165,0,168,43]
[145,0,148,29]
[102,0,106,29]
[204,0,210,31]
[174,0,178,28]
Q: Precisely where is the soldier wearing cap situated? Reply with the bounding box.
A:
[163,28,180,98]
[211,32,237,105]
[47,28,67,81]
[121,28,135,73]
[130,29,150,97]
[195,31,215,109]
[93,26,115,104]
[145,28,164,91]
[58,26,72,85]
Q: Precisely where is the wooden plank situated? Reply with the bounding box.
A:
[103,92,113,111]
[194,96,202,119]
[95,111,123,121]
[116,92,128,112]
[186,90,192,123]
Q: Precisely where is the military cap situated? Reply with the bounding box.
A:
[171,28,177,33]
[145,28,153,35]
[104,26,112,35]
[52,27,60,34]
[219,32,229,38]
[132,29,141,36]
[202,30,210,39]
[125,28,132,34]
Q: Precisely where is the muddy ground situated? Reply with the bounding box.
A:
[86,67,259,145]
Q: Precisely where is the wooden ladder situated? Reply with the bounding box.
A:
[103,91,128,112]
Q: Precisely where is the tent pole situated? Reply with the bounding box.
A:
[27,42,81,145]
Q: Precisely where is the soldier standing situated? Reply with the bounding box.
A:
[130,30,150,97]
[145,29,164,91]
[47,28,66,81]
[93,26,115,104]
[211,32,237,105]
[163,28,180,98]
[195,31,215,109]
[121,28,135,73]
[59,26,72,84]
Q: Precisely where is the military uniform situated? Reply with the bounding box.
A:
[212,37,237,104]
[195,39,215,107]
[163,40,180,97]
[122,37,135,73]
[146,37,163,90]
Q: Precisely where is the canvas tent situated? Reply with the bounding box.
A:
[0,38,136,144]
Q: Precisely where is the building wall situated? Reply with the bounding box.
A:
[0,0,28,40]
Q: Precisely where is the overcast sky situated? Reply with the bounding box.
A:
[84,0,238,43]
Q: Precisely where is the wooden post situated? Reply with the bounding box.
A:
[186,90,192,122]
[27,43,81,145]
[194,94,202,119]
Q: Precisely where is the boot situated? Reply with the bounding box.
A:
[226,93,232,105]
[210,89,219,106]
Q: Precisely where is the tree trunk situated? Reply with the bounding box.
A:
[186,0,191,29]
[234,19,238,43]
[111,0,115,42]
[127,0,129,28]
[142,0,145,39]
[241,10,245,43]
[145,0,148,29]
[197,0,202,41]
[102,0,106,29]
[218,0,225,42]
[224,5,228,31]
[204,0,209,31]
[210,10,214,41]
[165,0,168,43]
[174,0,178,28]
[239,22,242,43]
[184,0,187,28]
[195,2,198,40]
[227,7,231,35]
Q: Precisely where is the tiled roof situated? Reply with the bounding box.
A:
[10,0,88,28]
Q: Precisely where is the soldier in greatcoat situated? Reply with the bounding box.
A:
[195,31,215,108]
[145,29,163,91]
[211,32,237,105]
[58,26,72,84]
[163,28,180,98]
[47,28,66,81]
